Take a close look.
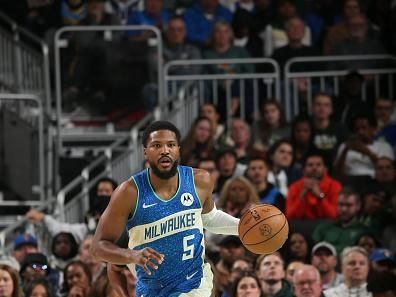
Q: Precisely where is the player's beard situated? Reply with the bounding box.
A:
[150,158,179,180]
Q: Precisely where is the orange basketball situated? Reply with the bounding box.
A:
[238,204,289,254]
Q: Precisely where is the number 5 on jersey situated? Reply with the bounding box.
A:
[182,235,195,261]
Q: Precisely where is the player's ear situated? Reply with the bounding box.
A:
[143,147,148,159]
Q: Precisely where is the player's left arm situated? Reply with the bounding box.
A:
[194,169,240,235]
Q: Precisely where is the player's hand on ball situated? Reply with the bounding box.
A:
[131,247,165,275]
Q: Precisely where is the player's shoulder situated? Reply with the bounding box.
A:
[113,179,138,199]
[192,168,212,187]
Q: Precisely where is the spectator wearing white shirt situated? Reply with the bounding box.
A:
[334,113,394,184]
[324,246,372,297]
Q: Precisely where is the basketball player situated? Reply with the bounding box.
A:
[91,121,241,297]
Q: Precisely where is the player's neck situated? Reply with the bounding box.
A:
[149,171,179,199]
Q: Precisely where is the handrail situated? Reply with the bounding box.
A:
[53,25,163,162]
[283,54,396,119]
[0,11,52,199]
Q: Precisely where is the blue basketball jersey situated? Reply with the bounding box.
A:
[126,166,206,296]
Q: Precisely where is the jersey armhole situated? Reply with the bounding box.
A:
[129,176,139,220]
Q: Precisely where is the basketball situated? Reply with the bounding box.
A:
[238,204,289,254]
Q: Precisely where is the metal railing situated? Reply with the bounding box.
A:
[284,54,396,120]
[0,11,53,200]
[0,81,198,253]
[164,58,280,129]
[53,25,163,154]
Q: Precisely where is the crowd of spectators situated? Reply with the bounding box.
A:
[1,0,395,120]
[0,90,395,296]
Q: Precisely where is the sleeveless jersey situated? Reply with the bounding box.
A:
[126,166,205,296]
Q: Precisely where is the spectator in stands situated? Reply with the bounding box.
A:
[291,115,314,171]
[183,0,233,46]
[216,147,246,193]
[245,157,286,211]
[230,272,264,297]
[232,8,264,57]
[162,16,202,72]
[375,97,396,148]
[253,100,290,152]
[383,195,396,254]
[61,261,91,297]
[23,0,61,37]
[251,0,273,37]
[0,264,24,297]
[127,0,172,40]
[368,248,395,274]
[374,97,395,130]
[379,160,396,182]
[203,21,254,120]
[26,177,118,242]
[286,152,341,220]
[104,0,139,25]
[356,232,381,256]
[229,118,257,164]
[215,236,246,297]
[180,116,215,167]
[197,158,220,198]
[271,16,317,71]
[311,242,343,290]
[358,183,390,235]
[78,235,105,283]
[323,0,363,54]
[255,252,294,297]
[19,253,51,292]
[267,139,301,197]
[25,278,53,297]
[324,247,371,297]
[50,232,79,272]
[330,13,387,69]
[265,0,312,57]
[293,265,324,297]
[334,113,394,183]
[313,188,367,254]
[285,261,304,284]
[283,231,313,265]
[61,0,87,25]
[200,103,228,146]
[218,176,259,218]
[230,258,254,283]
[367,271,396,297]
[333,71,367,131]
[145,16,202,105]
[311,93,349,171]
[12,234,38,265]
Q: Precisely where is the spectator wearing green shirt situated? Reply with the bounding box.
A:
[313,187,368,254]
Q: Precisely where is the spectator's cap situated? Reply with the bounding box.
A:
[219,236,243,248]
[20,253,50,274]
[312,242,337,256]
[215,147,237,162]
[369,248,395,263]
[0,255,20,272]
[13,234,38,250]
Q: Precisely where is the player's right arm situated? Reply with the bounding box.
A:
[91,180,164,274]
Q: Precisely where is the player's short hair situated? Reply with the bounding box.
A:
[142,121,181,147]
